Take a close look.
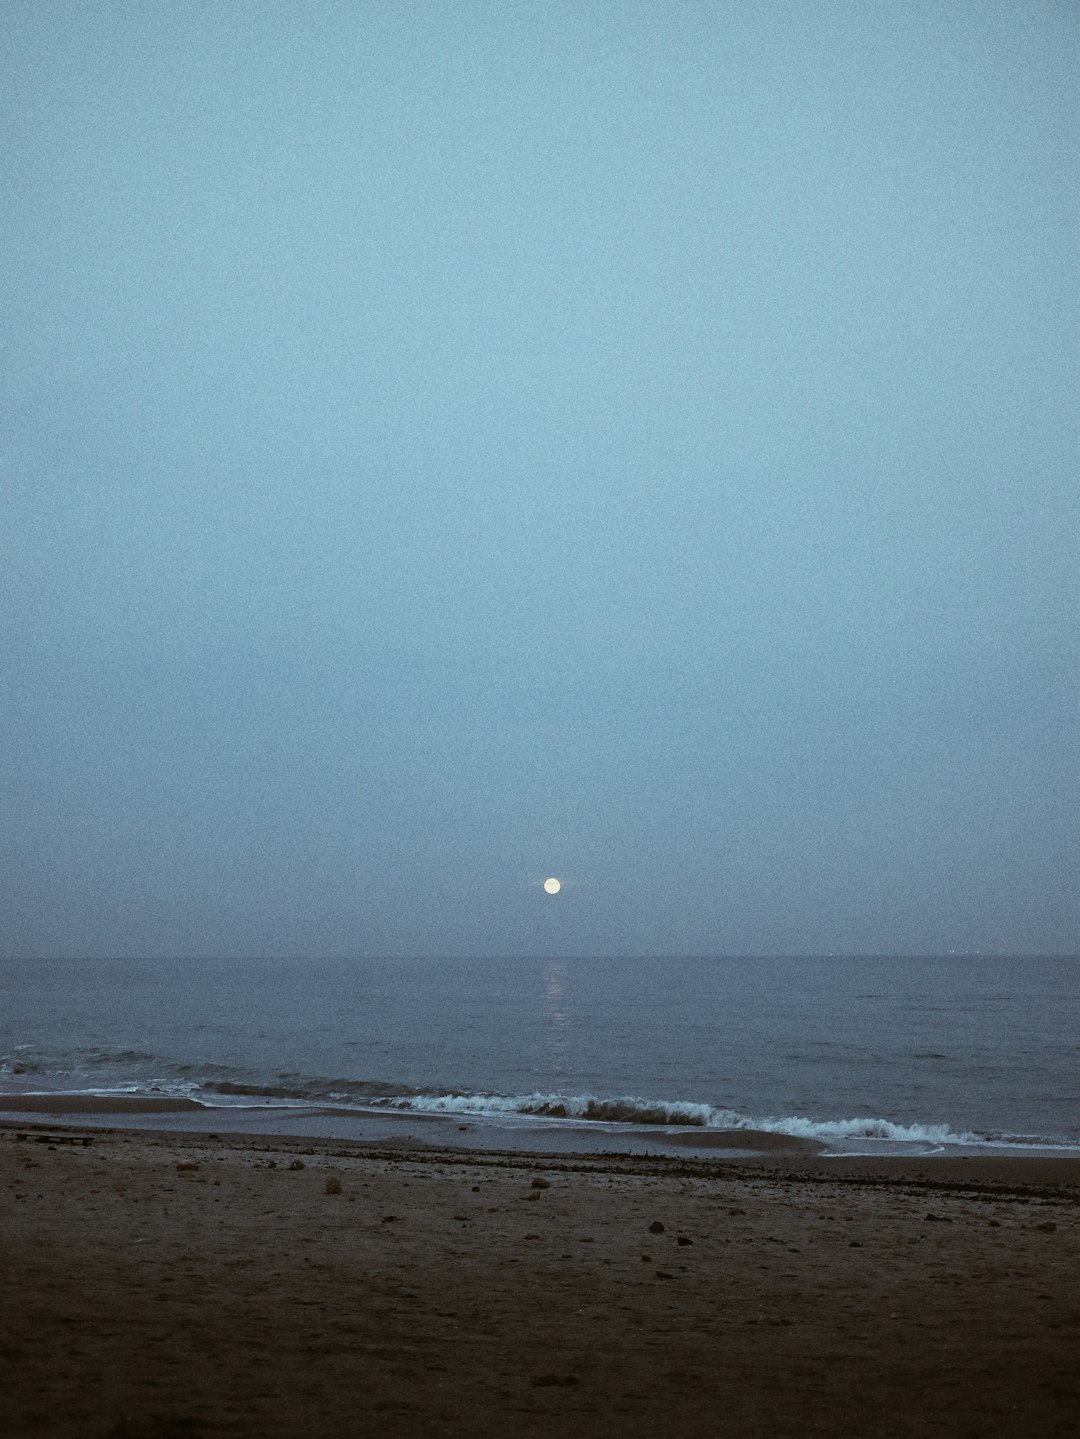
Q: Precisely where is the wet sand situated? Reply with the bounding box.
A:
[0,1093,832,1159]
[2,1121,1079,1438]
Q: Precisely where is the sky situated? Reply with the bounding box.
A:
[2,0,1077,959]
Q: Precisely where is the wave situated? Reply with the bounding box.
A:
[208,1077,420,1102]
[0,1045,158,1077]
[738,1113,980,1146]
[346,1090,986,1145]
[376,1092,716,1127]
[0,1046,1064,1150]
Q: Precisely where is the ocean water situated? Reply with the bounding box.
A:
[2,954,1078,1154]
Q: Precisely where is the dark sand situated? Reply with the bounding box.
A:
[2,1120,1079,1438]
[0,1095,205,1114]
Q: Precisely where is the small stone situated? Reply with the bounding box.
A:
[287,1160,305,1171]
[324,1175,342,1195]
[676,1235,693,1246]
[530,1177,551,1189]
[648,1220,665,1234]
[175,1162,199,1173]
[727,1207,747,1216]
[1036,1221,1057,1232]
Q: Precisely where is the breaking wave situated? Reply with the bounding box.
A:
[374,1092,982,1144]
[740,1114,980,1146]
[378,1092,715,1126]
[0,1046,1056,1149]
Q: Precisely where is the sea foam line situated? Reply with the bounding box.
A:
[374,1091,984,1145]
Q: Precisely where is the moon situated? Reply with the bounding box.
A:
[543,877,562,895]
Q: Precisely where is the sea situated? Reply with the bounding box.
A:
[2,954,1078,1157]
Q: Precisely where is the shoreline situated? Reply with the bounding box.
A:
[3,1090,1080,1173]
[0,1094,828,1159]
[5,1113,1080,1193]
[3,1122,1079,1437]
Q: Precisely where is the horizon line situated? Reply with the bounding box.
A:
[5,951,1079,963]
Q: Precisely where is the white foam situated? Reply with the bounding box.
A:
[745,1114,982,1146]
[378,1092,995,1146]
[380,1091,715,1126]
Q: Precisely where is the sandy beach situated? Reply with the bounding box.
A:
[2,1120,1079,1438]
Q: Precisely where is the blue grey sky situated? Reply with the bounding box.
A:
[2,1,1077,958]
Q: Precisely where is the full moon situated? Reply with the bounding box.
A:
[543,877,561,895]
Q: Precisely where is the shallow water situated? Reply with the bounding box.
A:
[2,954,1078,1151]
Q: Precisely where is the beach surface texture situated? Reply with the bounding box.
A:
[2,1120,1079,1438]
